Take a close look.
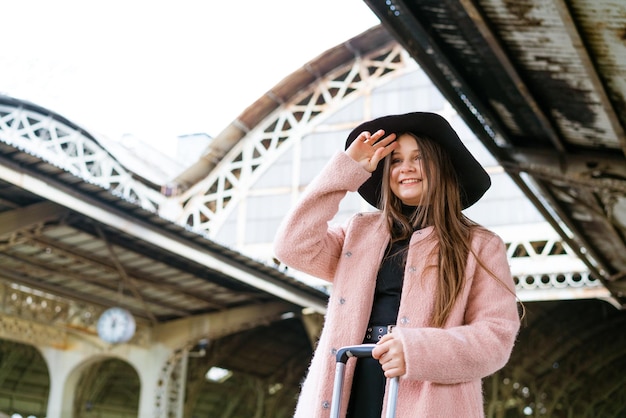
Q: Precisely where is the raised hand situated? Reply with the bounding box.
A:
[346,129,397,173]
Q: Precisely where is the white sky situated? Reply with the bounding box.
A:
[0,0,380,154]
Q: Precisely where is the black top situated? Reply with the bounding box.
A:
[368,237,410,326]
[368,204,416,326]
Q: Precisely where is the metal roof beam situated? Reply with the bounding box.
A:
[0,201,69,237]
[364,0,512,157]
[0,163,328,313]
[552,0,626,157]
[457,0,566,152]
[154,301,295,349]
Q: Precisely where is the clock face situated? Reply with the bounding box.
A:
[97,307,136,344]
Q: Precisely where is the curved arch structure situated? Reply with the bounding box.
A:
[0,95,165,212]
[170,27,406,235]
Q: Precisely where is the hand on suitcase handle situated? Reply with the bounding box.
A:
[331,343,399,418]
[373,333,407,378]
[335,334,406,378]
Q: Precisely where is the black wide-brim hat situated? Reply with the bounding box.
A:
[345,112,491,209]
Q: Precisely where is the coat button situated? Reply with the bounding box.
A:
[400,316,410,325]
[408,266,416,273]
[331,348,337,355]
[345,251,352,257]
[339,297,346,305]
[322,400,330,409]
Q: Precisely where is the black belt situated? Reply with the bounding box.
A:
[364,325,394,343]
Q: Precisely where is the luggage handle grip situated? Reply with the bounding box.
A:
[335,344,377,363]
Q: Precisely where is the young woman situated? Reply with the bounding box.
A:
[274,112,520,418]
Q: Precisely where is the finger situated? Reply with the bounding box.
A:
[384,367,403,379]
[381,358,398,372]
[369,144,397,168]
[372,344,384,360]
[372,131,397,147]
[381,358,406,377]
[372,139,398,160]
[358,131,372,143]
[369,129,386,142]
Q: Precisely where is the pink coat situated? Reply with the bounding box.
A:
[274,151,520,418]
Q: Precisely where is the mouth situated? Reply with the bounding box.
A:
[399,178,421,185]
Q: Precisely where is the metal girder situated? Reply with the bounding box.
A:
[0,201,69,237]
[0,97,165,212]
[170,42,410,237]
[153,301,295,349]
[551,0,626,156]
[0,161,327,313]
[364,0,626,306]
[456,0,567,152]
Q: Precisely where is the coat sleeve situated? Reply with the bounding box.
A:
[395,233,520,384]
[273,151,371,281]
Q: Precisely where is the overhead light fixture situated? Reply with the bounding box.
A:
[280,311,295,319]
[205,366,232,383]
[268,382,284,395]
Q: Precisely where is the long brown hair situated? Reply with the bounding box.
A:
[381,133,479,328]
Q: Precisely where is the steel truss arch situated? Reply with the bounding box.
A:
[504,230,611,304]
[0,97,165,212]
[173,42,413,237]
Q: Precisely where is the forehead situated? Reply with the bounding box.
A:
[393,133,420,151]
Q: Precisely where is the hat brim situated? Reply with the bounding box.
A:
[345,112,490,209]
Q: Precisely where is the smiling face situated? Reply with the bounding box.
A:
[389,133,428,206]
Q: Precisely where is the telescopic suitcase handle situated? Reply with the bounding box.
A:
[330,344,399,418]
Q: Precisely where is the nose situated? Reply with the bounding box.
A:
[400,160,416,172]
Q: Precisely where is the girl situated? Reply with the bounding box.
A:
[274,112,520,418]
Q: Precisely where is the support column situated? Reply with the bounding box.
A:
[129,343,176,418]
[40,344,88,418]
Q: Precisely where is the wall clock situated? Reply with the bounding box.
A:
[97,307,136,344]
